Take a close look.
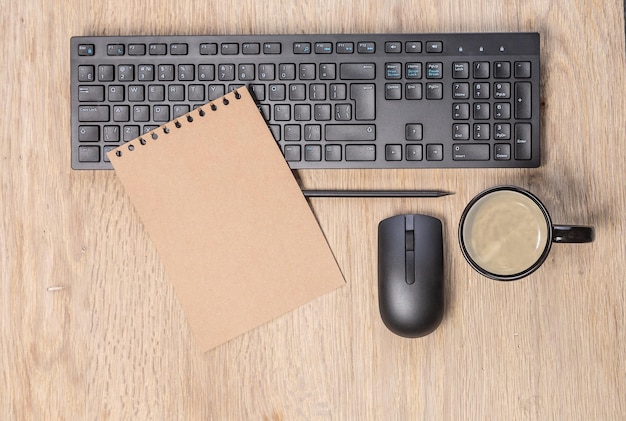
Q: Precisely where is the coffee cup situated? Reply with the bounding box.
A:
[458,186,594,281]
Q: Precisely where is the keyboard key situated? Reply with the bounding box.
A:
[495,143,511,160]
[264,42,282,54]
[515,82,532,118]
[79,105,109,122]
[385,42,402,53]
[340,63,376,80]
[315,43,333,54]
[78,65,95,82]
[97,65,114,82]
[326,124,376,141]
[133,105,150,121]
[78,146,100,162]
[242,43,260,54]
[170,43,188,55]
[78,44,94,56]
[452,103,470,120]
[112,105,130,122]
[149,43,167,55]
[123,125,139,141]
[299,64,316,80]
[405,83,422,100]
[473,123,490,140]
[494,82,511,99]
[406,144,423,161]
[405,41,422,53]
[128,85,145,101]
[494,103,511,119]
[78,126,99,141]
[305,125,321,140]
[78,86,105,101]
[238,64,255,81]
[284,125,301,141]
[325,145,342,161]
[473,61,490,78]
[385,63,402,79]
[334,104,352,120]
[336,42,354,54]
[200,43,218,55]
[274,104,291,120]
[425,83,443,99]
[103,125,120,142]
[473,82,489,99]
[385,84,402,100]
[175,64,193,80]
[426,144,443,160]
[386,144,402,160]
[293,42,311,54]
[406,63,422,79]
[473,103,490,119]
[284,145,301,161]
[453,62,469,78]
[357,42,376,53]
[350,84,376,120]
[515,123,532,159]
[494,61,511,78]
[453,144,489,160]
[346,145,376,161]
[406,124,423,140]
[153,105,170,122]
[452,82,469,99]
[425,41,443,53]
[218,64,235,81]
[137,65,155,81]
[305,145,322,161]
[268,84,284,101]
[258,64,275,81]
[494,123,511,139]
[107,44,125,56]
[128,44,146,55]
[452,124,469,140]
[103,146,117,162]
[221,43,239,55]
[319,63,336,80]
[118,65,134,81]
[330,84,347,100]
[514,61,532,78]
[279,64,296,80]
[314,104,331,120]
[426,63,443,79]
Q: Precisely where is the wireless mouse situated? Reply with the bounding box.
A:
[378,214,444,337]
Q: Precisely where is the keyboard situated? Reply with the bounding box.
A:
[70,33,540,170]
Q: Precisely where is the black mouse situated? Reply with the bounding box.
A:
[378,214,444,337]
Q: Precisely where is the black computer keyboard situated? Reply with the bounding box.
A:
[70,33,540,169]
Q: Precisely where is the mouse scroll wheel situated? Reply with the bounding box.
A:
[405,231,415,285]
[405,231,414,251]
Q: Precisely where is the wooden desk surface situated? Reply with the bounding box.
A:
[2,0,625,419]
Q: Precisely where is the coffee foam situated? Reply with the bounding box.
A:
[462,190,549,276]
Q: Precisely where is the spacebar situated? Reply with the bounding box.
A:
[325,124,376,141]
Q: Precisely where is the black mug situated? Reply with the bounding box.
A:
[458,186,595,281]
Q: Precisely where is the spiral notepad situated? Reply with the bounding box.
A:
[107,88,345,352]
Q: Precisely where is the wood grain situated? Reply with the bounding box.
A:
[1,0,625,419]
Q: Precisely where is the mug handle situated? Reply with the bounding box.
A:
[553,225,595,243]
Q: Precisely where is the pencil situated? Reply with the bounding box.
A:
[301,190,453,198]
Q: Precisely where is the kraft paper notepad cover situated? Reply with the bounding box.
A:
[108,88,345,351]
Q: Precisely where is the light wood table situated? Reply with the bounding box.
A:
[2,0,625,419]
